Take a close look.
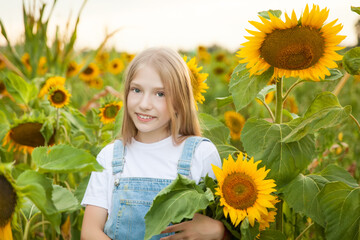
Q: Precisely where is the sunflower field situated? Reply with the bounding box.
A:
[0,1,360,240]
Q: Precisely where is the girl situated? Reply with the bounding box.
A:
[81,48,228,240]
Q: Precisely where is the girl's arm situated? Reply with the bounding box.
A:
[81,205,111,240]
[160,213,230,240]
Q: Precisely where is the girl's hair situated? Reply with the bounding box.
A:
[121,47,201,145]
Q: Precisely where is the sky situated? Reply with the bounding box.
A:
[0,0,359,53]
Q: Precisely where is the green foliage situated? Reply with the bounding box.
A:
[4,72,37,105]
[144,174,214,239]
[229,63,273,111]
[31,144,103,173]
[343,47,360,75]
[241,118,315,186]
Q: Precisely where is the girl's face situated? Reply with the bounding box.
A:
[127,65,171,143]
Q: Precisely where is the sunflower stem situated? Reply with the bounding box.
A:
[295,222,314,240]
[275,77,283,124]
[55,108,60,143]
[259,98,275,122]
[275,199,283,233]
[283,79,305,102]
[350,114,360,132]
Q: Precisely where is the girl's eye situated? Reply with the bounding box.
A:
[131,88,140,93]
[156,92,165,97]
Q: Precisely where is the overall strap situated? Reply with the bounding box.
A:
[112,140,126,174]
[177,136,209,177]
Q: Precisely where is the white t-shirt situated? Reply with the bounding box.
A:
[81,136,221,216]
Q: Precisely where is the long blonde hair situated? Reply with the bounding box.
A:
[121,47,201,145]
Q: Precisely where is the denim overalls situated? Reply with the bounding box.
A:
[103,136,209,240]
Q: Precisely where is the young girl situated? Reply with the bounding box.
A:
[81,48,228,240]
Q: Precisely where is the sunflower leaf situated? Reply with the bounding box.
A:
[258,229,286,240]
[281,174,327,226]
[351,6,360,15]
[258,10,282,19]
[52,185,80,213]
[144,174,214,240]
[0,110,10,142]
[256,84,276,102]
[240,218,260,240]
[31,144,103,173]
[343,47,360,75]
[216,95,233,108]
[229,63,273,111]
[282,92,351,143]
[4,72,37,105]
[318,182,360,240]
[17,170,61,233]
[241,118,315,186]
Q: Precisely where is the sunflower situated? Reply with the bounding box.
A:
[224,111,245,140]
[0,81,5,95]
[258,198,278,231]
[2,121,56,154]
[212,153,277,227]
[121,52,135,63]
[37,56,48,75]
[21,53,32,72]
[196,45,211,63]
[66,61,81,78]
[48,86,71,108]
[238,4,345,81]
[38,76,66,98]
[183,56,209,110]
[0,58,6,70]
[87,77,103,89]
[0,171,17,240]
[96,51,110,72]
[99,101,123,124]
[108,58,125,75]
[79,63,100,81]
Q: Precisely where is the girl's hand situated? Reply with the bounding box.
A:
[160,213,226,240]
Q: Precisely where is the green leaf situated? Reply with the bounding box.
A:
[240,218,260,240]
[216,144,240,161]
[199,113,230,145]
[351,6,360,15]
[4,72,37,105]
[62,107,96,142]
[40,120,54,145]
[52,185,80,212]
[17,170,61,233]
[216,95,233,108]
[320,164,359,188]
[282,92,351,143]
[323,69,343,81]
[0,110,10,141]
[281,174,327,226]
[256,84,276,102]
[318,182,360,240]
[144,174,214,239]
[31,144,103,173]
[229,63,273,111]
[258,10,282,19]
[259,229,286,240]
[241,118,315,186]
[343,47,360,75]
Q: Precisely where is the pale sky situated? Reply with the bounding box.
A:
[0,0,359,53]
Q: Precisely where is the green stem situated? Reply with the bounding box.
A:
[275,199,283,232]
[350,114,360,132]
[260,99,275,122]
[275,77,284,124]
[283,79,305,102]
[295,222,314,240]
[55,108,60,143]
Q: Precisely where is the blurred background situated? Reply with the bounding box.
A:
[1,0,359,53]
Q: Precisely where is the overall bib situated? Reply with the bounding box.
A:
[104,136,208,240]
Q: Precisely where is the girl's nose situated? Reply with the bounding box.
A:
[139,94,152,110]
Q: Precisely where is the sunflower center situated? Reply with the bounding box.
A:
[0,82,5,94]
[83,66,94,75]
[67,65,75,73]
[222,172,257,210]
[0,175,17,227]
[113,63,118,68]
[10,122,54,147]
[230,117,242,133]
[51,90,66,104]
[260,26,324,70]
[104,105,119,119]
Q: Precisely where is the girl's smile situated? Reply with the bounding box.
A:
[127,65,171,143]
